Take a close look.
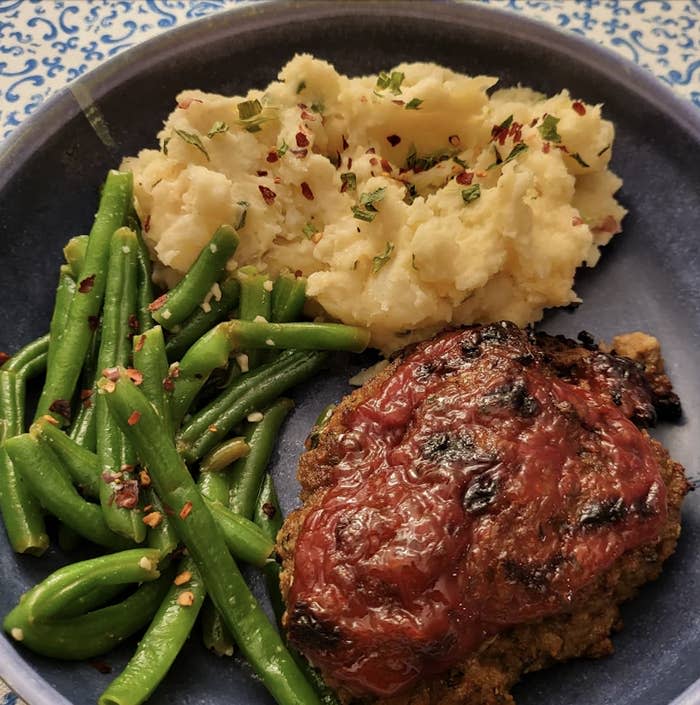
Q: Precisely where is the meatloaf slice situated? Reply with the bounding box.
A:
[278,322,689,705]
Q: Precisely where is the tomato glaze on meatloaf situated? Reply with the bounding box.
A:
[278,322,688,704]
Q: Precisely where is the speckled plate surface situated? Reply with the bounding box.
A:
[0,2,698,705]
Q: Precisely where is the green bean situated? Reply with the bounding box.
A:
[271,274,307,323]
[200,598,234,657]
[238,267,273,369]
[201,497,273,567]
[177,350,328,463]
[69,325,101,451]
[4,433,132,550]
[143,488,178,559]
[97,227,145,543]
[63,235,89,280]
[135,229,155,333]
[170,323,235,427]
[3,571,172,661]
[253,473,286,625]
[226,320,370,353]
[0,371,48,555]
[1,334,50,374]
[19,547,161,623]
[48,267,77,370]
[196,464,234,658]
[165,277,240,362]
[60,583,126,619]
[151,225,239,330]
[98,556,205,705]
[199,436,249,474]
[133,326,172,434]
[101,372,323,705]
[30,418,100,498]
[229,398,294,517]
[36,170,133,422]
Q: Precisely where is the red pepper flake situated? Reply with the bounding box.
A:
[491,123,509,146]
[135,334,146,353]
[291,148,308,159]
[163,503,176,517]
[163,376,175,392]
[572,101,586,116]
[0,351,10,366]
[448,134,461,147]
[179,501,193,520]
[542,142,551,154]
[120,464,135,473]
[40,414,59,426]
[79,274,96,294]
[89,660,112,675]
[273,176,282,184]
[49,399,71,421]
[294,269,303,278]
[392,99,405,106]
[127,410,141,426]
[300,182,314,200]
[259,185,276,205]
[80,388,93,400]
[369,157,378,166]
[262,502,277,519]
[266,150,279,163]
[257,170,268,177]
[572,216,584,226]
[386,134,401,147]
[530,117,538,127]
[456,171,474,185]
[366,147,376,154]
[509,122,523,143]
[380,158,392,173]
[88,315,100,331]
[114,479,139,509]
[342,135,349,151]
[126,368,143,385]
[144,214,151,233]
[128,314,139,332]
[102,367,120,382]
[597,215,621,234]
[295,131,309,148]
[177,97,203,110]
[148,294,168,312]
[297,102,308,110]
[102,470,122,484]
[300,110,315,121]
[347,157,353,169]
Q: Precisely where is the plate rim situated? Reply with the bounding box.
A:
[0,2,698,704]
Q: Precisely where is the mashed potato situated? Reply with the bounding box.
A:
[122,55,625,352]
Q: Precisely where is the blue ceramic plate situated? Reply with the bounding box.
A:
[0,2,698,704]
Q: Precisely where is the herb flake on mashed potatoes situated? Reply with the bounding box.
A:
[122,54,625,353]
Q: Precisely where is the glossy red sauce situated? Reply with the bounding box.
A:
[288,327,667,697]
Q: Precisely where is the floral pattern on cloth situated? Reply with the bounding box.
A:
[0,0,698,703]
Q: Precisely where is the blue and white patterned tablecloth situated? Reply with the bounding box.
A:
[0,0,698,703]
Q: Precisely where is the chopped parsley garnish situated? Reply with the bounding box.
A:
[311,101,325,114]
[277,140,289,157]
[371,242,395,273]
[461,184,481,204]
[235,99,276,132]
[173,129,209,160]
[453,155,468,168]
[207,121,229,138]
[537,114,561,143]
[236,201,249,230]
[488,142,528,170]
[296,80,306,94]
[340,172,357,192]
[570,152,590,167]
[162,136,171,155]
[405,98,423,110]
[405,145,451,172]
[376,70,405,95]
[360,187,387,209]
[302,222,319,238]
[498,114,514,130]
[403,182,417,205]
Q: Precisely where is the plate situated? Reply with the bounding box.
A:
[0,2,699,705]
